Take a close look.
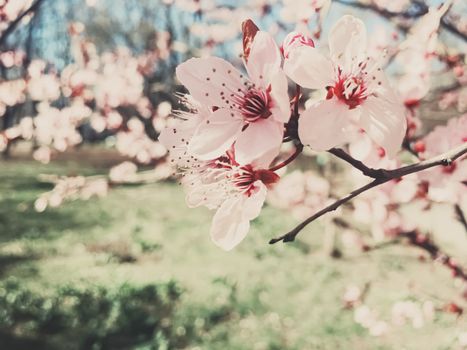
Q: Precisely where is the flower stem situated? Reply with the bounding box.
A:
[268,144,303,172]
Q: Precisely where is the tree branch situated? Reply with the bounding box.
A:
[366,231,467,282]
[454,204,467,234]
[0,0,45,48]
[328,148,390,178]
[403,231,467,281]
[269,143,467,244]
[333,0,467,41]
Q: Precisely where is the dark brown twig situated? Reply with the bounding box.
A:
[455,204,467,234]
[270,143,467,244]
[0,0,45,48]
[402,231,467,281]
[333,0,466,41]
[366,231,467,282]
[328,148,389,178]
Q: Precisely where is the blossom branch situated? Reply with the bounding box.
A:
[328,148,388,178]
[269,143,467,244]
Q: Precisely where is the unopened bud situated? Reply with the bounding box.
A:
[281,32,314,59]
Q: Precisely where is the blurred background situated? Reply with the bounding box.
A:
[0,0,466,349]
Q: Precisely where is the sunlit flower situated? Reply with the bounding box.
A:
[159,108,280,250]
[175,30,290,164]
[284,15,406,157]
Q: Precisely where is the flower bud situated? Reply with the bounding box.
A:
[281,31,314,59]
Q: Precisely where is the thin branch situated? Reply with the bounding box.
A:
[293,84,301,118]
[454,204,467,233]
[402,138,420,158]
[401,231,467,281]
[441,17,467,42]
[333,0,467,41]
[366,231,467,282]
[333,0,426,20]
[269,144,303,172]
[0,0,45,48]
[270,143,467,244]
[328,148,388,178]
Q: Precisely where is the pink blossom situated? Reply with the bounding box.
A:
[175,30,290,164]
[284,15,406,158]
[352,181,417,241]
[33,146,51,164]
[391,300,432,329]
[116,118,166,164]
[0,79,26,110]
[267,170,331,220]
[0,0,34,26]
[35,175,108,211]
[109,162,138,183]
[400,1,452,56]
[280,0,330,26]
[354,305,389,336]
[281,31,314,59]
[418,115,467,203]
[342,285,362,307]
[33,103,85,152]
[159,109,280,251]
[27,60,61,101]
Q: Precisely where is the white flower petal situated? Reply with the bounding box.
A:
[210,182,267,251]
[298,99,353,151]
[189,108,243,160]
[359,95,406,158]
[269,70,291,123]
[329,15,367,72]
[176,57,245,107]
[234,119,283,165]
[284,46,334,89]
[246,31,282,88]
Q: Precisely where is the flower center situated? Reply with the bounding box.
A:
[327,75,367,109]
[240,87,272,122]
[233,165,279,196]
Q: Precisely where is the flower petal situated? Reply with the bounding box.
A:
[283,46,334,89]
[189,108,243,160]
[359,94,406,158]
[176,57,245,107]
[269,70,291,123]
[246,31,282,88]
[298,99,352,151]
[210,182,267,251]
[234,119,283,165]
[329,15,367,72]
[185,181,225,210]
[159,114,204,167]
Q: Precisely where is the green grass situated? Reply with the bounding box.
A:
[0,157,465,349]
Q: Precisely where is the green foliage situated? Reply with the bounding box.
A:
[0,158,464,350]
[0,279,182,350]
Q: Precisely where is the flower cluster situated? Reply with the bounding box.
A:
[161,15,409,250]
